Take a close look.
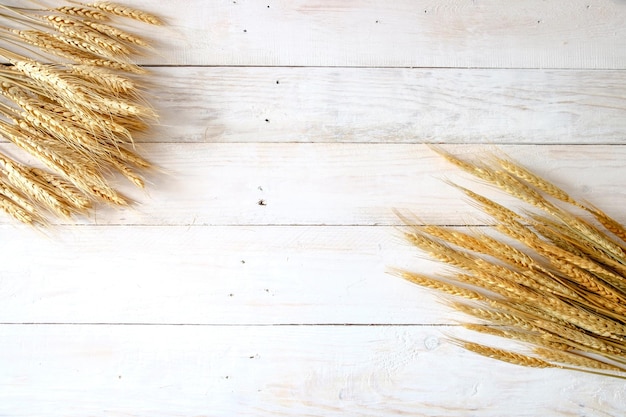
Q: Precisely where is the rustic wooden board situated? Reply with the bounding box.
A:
[124,0,626,69]
[0,224,462,325]
[146,67,626,145]
[6,0,626,68]
[7,143,623,226]
[1,1,626,416]
[1,325,624,417]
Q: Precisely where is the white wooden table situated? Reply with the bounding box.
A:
[1,1,626,415]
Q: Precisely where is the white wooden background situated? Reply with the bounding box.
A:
[1,1,626,415]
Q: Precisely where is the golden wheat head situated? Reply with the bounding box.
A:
[0,1,162,225]
[396,147,626,379]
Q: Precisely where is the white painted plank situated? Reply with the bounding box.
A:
[2,216,625,324]
[109,0,626,69]
[5,66,626,145]
[149,67,626,145]
[7,143,622,226]
[0,325,623,417]
[6,1,626,68]
[0,225,451,325]
[7,1,626,68]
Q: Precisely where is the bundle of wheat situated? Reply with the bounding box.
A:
[0,1,161,225]
[396,146,626,379]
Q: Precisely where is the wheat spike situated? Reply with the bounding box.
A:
[462,324,571,351]
[83,20,149,47]
[29,168,91,212]
[78,58,146,74]
[90,2,163,25]
[0,1,160,223]
[0,177,36,215]
[55,6,109,21]
[396,271,486,302]
[453,340,556,369]
[70,64,135,94]
[43,14,129,56]
[0,194,36,224]
[50,31,117,59]
[451,302,541,332]
[534,348,625,373]
[494,156,581,208]
[397,147,626,379]
[0,153,72,218]
[585,204,626,245]
[11,29,92,62]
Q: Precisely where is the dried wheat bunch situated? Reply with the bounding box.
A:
[396,146,626,379]
[0,1,161,225]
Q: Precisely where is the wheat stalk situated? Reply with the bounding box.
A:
[397,147,626,379]
[0,1,162,225]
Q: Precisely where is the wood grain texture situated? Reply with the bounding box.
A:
[1,325,624,417]
[121,0,626,68]
[1,1,626,416]
[149,67,626,145]
[7,143,622,226]
[0,224,453,325]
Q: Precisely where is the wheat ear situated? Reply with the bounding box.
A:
[397,147,626,379]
